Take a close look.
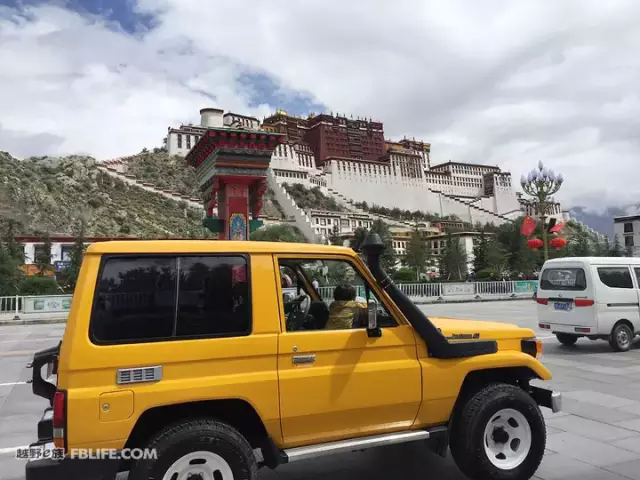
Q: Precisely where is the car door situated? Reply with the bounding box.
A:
[632,267,640,333]
[594,265,639,334]
[275,254,422,448]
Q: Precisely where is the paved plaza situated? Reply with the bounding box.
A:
[1,300,640,479]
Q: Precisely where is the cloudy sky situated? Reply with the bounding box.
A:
[1,0,639,210]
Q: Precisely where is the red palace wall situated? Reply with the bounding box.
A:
[304,117,386,167]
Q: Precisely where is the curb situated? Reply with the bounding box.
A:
[0,297,534,326]
[414,296,533,305]
[0,318,68,326]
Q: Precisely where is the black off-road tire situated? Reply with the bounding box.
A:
[450,383,546,480]
[609,323,634,352]
[556,333,578,346]
[128,419,258,480]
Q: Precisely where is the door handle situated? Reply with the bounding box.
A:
[292,354,316,365]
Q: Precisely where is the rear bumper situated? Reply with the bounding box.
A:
[530,386,562,413]
[26,407,120,480]
[25,441,120,480]
[539,323,598,335]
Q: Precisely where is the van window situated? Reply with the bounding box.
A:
[539,268,586,291]
[597,267,633,289]
[90,255,251,344]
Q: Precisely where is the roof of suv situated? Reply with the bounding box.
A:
[86,240,359,256]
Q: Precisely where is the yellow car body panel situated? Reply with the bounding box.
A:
[58,250,283,451]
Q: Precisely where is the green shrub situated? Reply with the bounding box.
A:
[19,276,61,296]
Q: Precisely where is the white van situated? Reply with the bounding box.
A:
[536,257,640,352]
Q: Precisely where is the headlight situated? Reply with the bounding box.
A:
[521,338,542,358]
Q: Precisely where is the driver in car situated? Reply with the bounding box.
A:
[325,284,367,330]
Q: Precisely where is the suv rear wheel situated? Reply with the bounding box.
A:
[450,383,546,480]
[128,419,258,480]
[556,333,578,346]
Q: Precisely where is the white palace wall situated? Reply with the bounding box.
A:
[320,159,521,223]
[265,152,525,226]
[328,167,441,212]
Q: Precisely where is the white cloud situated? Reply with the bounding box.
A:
[1,0,640,209]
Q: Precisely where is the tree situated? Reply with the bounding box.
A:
[3,219,24,263]
[350,227,368,251]
[328,224,342,246]
[393,267,417,283]
[438,231,468,281]
[480,237,508,280]
[58,221,88,292]
[609,235,625,257]
[69,225,87,272]
[473,231,489,274]
[405,227,427,281]
[250,224,307,243]
[592,236,609,257]
[369,219,397,273]
[35,233,53,276]
[495,217,539,278]
[349,221,396,272]
[19,276,60,295]
[0,242,23,296]
[567,224,592,257]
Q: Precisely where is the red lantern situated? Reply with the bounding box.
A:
[527,238,543,250]
[549,237,567,250]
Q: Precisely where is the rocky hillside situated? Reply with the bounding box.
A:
[124,151,285,219]
[282,182,346,212]
[0,152,209,237]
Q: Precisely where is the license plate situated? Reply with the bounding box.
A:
[554,302,572,311]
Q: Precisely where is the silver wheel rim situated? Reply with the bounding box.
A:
[617,328,630,348]
[161,451,234,480]
[483,408,532,470]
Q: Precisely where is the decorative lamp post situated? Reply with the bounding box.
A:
[520,161,564,261]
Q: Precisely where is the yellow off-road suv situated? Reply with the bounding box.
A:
[25,233,560,480]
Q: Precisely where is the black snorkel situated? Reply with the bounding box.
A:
[359,232,497,359]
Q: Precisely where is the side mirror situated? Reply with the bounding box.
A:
[367,300,382,338]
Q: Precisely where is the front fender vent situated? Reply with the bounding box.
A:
[116,366,162,385]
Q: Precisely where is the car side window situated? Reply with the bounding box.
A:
[634,268,640,289]
[176,256,250,337]
[90,255,251,344]
[279,258,397,332]
[597,267,633,289]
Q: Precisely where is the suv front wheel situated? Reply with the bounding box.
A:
[128,419,258,480]
[450,383,546,480]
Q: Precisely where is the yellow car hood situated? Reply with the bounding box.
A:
[429,317,535,341]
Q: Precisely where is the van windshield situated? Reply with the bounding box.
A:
[540,268,587,291]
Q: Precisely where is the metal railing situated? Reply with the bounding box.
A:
[0,296,22,316]
[0,280,537,318]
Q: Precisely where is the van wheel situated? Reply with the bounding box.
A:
[450,383,546,480]
[609,323,633,352]
[556,333,577,346]
[128,419,258,480]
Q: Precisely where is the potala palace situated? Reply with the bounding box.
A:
[162,107,567,236]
